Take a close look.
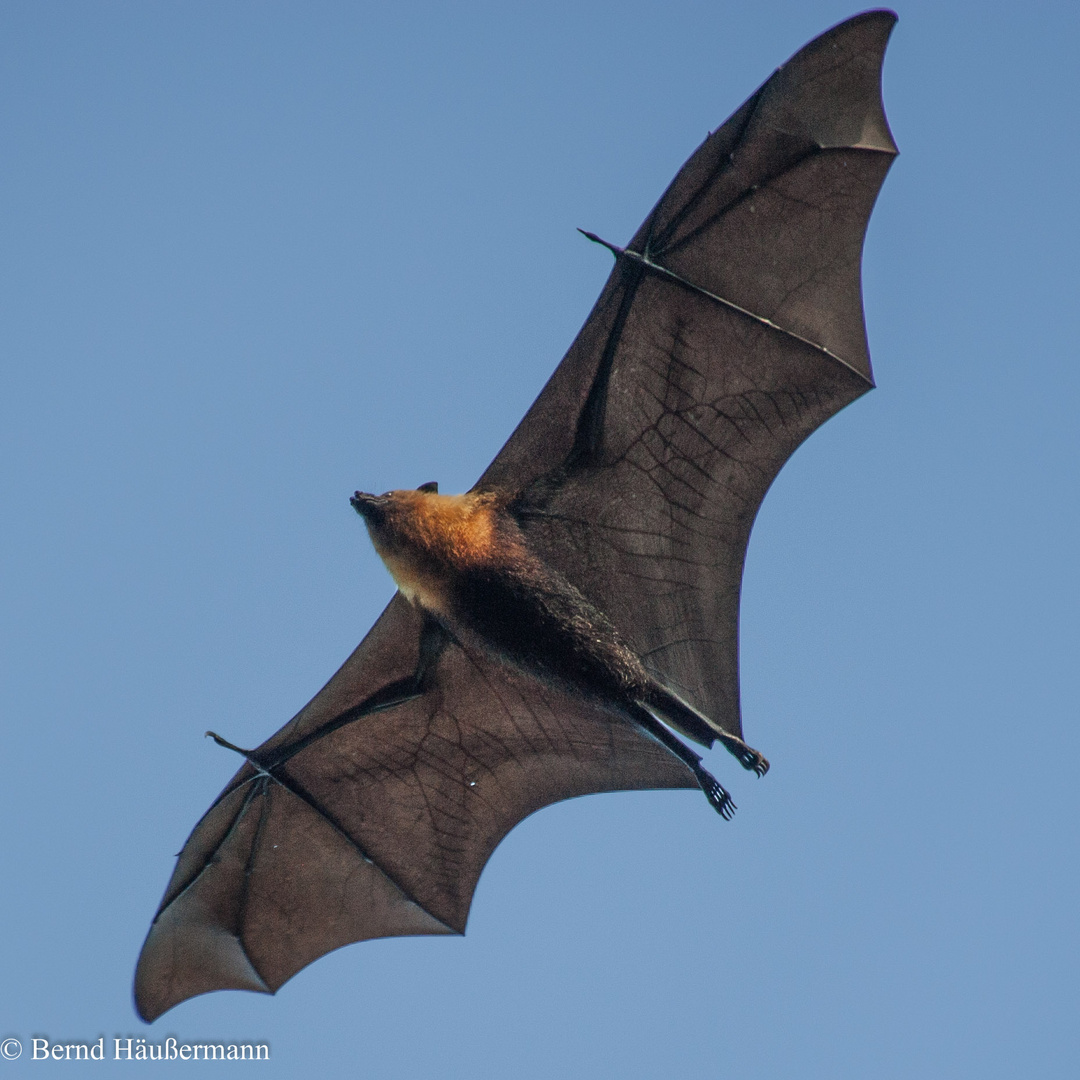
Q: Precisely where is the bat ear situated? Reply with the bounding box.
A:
[416,481,439,494]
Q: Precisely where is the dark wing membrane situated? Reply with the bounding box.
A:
[478,11,897,739]
[135,596,693,1021]
[135,10,896,1022]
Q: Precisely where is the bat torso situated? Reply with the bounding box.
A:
[355,488,652,707]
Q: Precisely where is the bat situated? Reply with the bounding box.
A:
[134,9,897,1021]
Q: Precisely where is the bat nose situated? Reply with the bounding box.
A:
[350,491,378,516]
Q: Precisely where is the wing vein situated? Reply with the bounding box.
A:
[269,766,453,931]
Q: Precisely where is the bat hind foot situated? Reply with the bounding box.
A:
[739,746,770,777]
[719,734,770,777]
[696,768,736,820]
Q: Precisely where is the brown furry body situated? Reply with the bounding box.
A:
[353,488,658,711]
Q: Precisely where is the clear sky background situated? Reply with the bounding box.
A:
[1,1,1078,1077]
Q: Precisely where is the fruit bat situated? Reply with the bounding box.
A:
[134,10,897,1021]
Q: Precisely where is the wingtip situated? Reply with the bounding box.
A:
[133,980,272,1026]
[133,895,272,1023]
[771,7,898,157]
[822,9,898,36]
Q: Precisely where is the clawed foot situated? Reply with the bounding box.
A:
[719,734,769,776]
[739,746,769,777]
[697,769,736,821]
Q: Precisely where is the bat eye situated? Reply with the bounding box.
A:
[417,481,439,494]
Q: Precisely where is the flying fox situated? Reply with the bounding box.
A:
[351,482,769,819]
[135,12,897,1022]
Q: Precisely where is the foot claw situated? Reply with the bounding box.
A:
[747,750,769,777]
[726,738,769,776]
[698,769,736,820]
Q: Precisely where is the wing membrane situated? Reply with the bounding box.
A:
[135,11,896,1020]
[135,598,691,1021]
[481,11,896,735]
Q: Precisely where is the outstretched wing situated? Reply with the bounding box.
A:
[135,11,896,1021]
[135,596,693,1021]
[481,10,896,739]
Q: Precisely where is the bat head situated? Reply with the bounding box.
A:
[350,486,508,570]
[351,486,509,614]
[349,484,441,542]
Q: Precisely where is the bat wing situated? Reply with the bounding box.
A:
[135,596,693,1021]
[135,11,896,1021]
[480,10,897,741]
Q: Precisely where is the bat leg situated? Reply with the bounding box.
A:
[645,683,770,777]
[627,703,736,820]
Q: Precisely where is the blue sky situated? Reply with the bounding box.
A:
[1,1,1078,1077]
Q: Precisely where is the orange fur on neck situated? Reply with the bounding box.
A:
[366,490,512,616]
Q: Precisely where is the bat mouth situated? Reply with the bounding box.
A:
[350,491,385,521]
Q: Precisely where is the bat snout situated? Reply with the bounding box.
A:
[350,491,383,519]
